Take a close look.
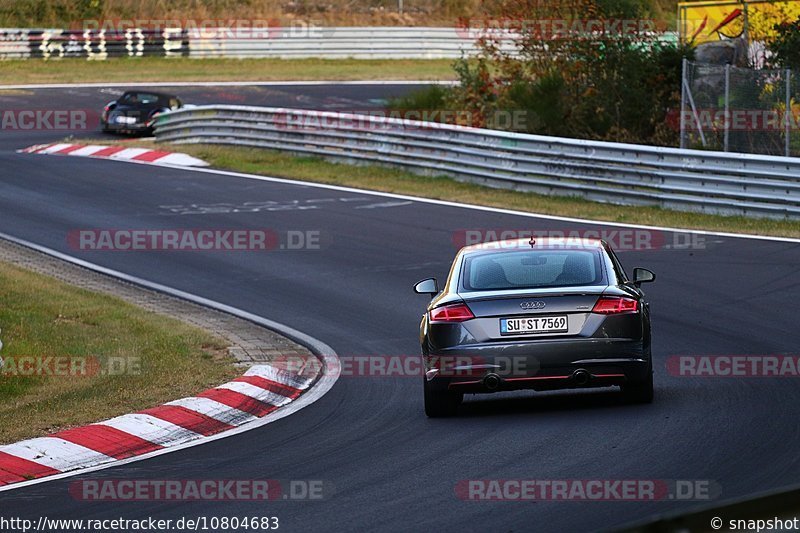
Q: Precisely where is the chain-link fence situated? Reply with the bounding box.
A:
[681,59,800,157]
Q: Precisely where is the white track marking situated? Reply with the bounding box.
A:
[107,148,150,160]
[36,143,73,154]
[217,382,293,407]
[245,364,313,389]
[165,397,257,426]
[68,145,110,156]
[99,414,201,447]
[0,438,114,472]
[154,152,209,166]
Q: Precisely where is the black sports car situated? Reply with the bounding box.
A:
[100,91,183,135]
[414,237,655,417]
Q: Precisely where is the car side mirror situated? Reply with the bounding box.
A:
[413,277,438,297]
[632,268,656,287]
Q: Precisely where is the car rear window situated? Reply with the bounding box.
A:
[120,92,162,105]
[462,250,604,291]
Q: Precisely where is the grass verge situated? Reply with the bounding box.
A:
[0,57,458,85]
[0,260,238,444]
[109,140,800,238]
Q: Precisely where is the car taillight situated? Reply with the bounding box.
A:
[429,303,474,323]
[592,296,639,314]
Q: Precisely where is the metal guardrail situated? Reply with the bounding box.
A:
[0,26,504,60]
[2,26,677,60]
[187,26,499,59]
[153,105,800,220]
[0,28,188,59]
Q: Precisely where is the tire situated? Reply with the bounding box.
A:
[621,358,654,404]
[424,379,462,417]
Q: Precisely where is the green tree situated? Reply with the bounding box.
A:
[460,0,690,144]
[768,17,800,70]
[387,0,691,145]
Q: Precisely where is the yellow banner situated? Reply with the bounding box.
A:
[679,0,800,44]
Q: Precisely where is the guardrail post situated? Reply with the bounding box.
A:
[680,58,687,149]
[682,62,707,147]
[787,68,792,157]
[724,64,730,152]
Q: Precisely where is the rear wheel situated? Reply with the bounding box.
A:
[621,358,654,404]
[424,380,462,417]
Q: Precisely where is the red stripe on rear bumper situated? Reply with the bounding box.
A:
[139,405,234,437]
[53,425,162,459]
[0,451,61,485]
[197,389,278,417]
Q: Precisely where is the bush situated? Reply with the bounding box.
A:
[387,0,693,146]
[768,17,800,70]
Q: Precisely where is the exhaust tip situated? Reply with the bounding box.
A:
[572,369,591,386]
[483,373,502,391]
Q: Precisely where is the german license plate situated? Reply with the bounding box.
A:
[500,315,568,335]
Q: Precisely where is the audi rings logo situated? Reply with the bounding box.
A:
[520,301,546,310]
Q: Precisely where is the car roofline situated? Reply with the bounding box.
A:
[460,237,608,255]
[120,90,179,99]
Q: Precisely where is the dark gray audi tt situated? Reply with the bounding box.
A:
[413,237,655,417]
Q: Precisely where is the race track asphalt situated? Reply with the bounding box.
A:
[1,83,799,532]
